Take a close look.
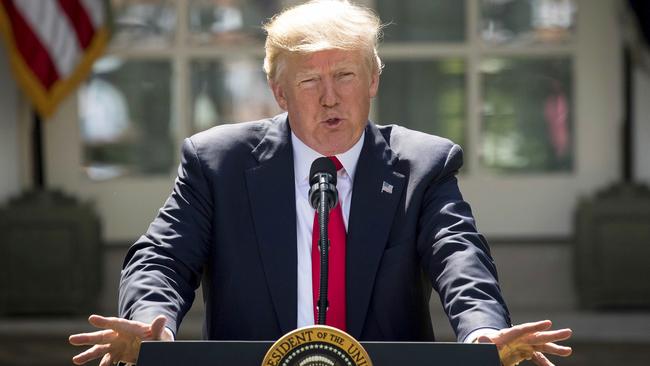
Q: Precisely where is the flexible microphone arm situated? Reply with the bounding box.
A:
[317,188,329,325]
[308,157,338,325]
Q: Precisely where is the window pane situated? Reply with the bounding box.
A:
[480,0,577,45]
[377,0,465,42]
[188,0,280,45]
[190,59,281,133]
[480,57,573,172]
[79,58,174,180]
[377,59,466,148]
[110,0,176,48]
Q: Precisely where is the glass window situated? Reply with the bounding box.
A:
[377,59,466,147]
[79,58,175,180]
[480,57,573,172]
[480,0,577,45]
[190,58,282,133]
[377,0,465,42]
[86,0,578,179]
[110,0,177,48]
[187,0,280,45]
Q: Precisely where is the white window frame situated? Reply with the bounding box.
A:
[34,0,621,242]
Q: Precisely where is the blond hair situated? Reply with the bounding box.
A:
[263,0,383,81]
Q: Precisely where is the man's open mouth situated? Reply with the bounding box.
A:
[324,117,342,126]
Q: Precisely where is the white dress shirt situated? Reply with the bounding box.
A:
[292,131,365,328]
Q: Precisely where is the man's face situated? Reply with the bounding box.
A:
[270,49,379,156]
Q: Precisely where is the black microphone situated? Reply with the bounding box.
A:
[308,157,338,210]
[308,157,339,325]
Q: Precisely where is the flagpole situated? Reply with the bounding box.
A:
[32,109,45,189]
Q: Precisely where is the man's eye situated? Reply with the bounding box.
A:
[300,78,316,84]
[338,72,354,79]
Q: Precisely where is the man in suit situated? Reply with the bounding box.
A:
[70,1,572,365]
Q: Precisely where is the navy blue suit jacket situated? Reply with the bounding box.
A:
[119,114,511,342]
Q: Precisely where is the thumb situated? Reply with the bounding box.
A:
[149,315,169,340]
[477,335,494,344]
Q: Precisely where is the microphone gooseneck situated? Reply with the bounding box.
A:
[308,157,339,325]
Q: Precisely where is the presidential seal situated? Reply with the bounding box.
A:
[262,325,372,366]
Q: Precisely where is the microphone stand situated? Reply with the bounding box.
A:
[316,188,330,325]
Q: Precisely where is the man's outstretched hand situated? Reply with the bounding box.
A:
[477,320,572,366]
[69,314,173,365]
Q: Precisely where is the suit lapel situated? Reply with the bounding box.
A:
[245,115,297,334]
[346,123,406,339]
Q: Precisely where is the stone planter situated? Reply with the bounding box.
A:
[574,183,650,309]
[0,190,102,315]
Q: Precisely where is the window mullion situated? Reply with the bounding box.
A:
[467,0,481,175]
[380,43,469,60]
[174,0,191,169]
[480,45,575,57]
[185,45,266,59]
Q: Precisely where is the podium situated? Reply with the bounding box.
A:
[137,340,500,366]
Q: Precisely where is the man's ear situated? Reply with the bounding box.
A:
[369,71,380,98]
[269,79,288,111]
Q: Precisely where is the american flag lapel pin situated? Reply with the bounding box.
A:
[381,181,393,194]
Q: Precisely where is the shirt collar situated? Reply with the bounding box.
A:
[292,131,365,184]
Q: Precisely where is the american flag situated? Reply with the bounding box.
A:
[381,181,393,194]
[0,0,109,118]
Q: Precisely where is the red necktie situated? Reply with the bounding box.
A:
[312,156,346,331]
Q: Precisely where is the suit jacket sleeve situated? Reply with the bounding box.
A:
[118,138,212,335]
[417,143,511,342]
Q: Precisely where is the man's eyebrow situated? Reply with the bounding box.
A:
[295,63,358,78]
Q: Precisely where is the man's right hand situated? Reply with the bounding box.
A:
[69,314,173,365]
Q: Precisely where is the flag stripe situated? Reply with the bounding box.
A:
[1,0,60,89]
[58,0,95,48]
[79,0,104,28]
[15,0,82,78]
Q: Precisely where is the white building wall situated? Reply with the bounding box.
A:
[634,66,650,184]
[0,45,21,204]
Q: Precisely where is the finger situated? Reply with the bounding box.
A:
[149,315,168,340]
[89,314,137,331]
[87,314,110,326]
[500,348,534,366]
[534,343,573,357]
[69,329,118,346]
[524,328,573,345]
[531,351,554,366]
[72,344,111,365]
[477,335,493,344]
[494,320,553,344]
[98,353,113,366]
[89,315,148,337]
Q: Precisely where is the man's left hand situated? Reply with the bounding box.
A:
[477,320,572,366]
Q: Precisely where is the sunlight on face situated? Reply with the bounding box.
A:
[270,49,379,156]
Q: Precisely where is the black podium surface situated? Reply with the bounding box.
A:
[138,340,500,366]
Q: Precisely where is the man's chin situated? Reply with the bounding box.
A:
[315,137,358,156]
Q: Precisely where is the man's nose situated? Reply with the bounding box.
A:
[320,79,338,108]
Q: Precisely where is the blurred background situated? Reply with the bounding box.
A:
[0,0,649,365]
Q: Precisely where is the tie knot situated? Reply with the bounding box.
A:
[328,156,343,171]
